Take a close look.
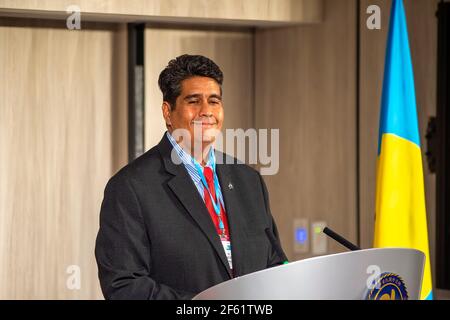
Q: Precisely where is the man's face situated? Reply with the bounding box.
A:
[163,76,224,151]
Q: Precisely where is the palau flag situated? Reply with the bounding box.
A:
[374,0,433,300]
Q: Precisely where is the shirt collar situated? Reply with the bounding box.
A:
[166,131,216,171]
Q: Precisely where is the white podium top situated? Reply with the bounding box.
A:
[193,248,424,300]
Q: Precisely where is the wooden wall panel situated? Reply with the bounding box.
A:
[359,0,438,289]
[0,19,127,299]
[0,0,323,25]
[144,26,254,151]
[255,0,357,260]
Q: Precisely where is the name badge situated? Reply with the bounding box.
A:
[221,240,233,270]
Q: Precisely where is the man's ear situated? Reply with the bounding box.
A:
[162,102,172,127]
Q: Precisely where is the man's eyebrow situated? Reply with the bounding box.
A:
[183,94,202,100]
[209,94,222,100]
[183,93,222,100]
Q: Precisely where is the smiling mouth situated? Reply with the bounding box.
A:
[192,121,217,126]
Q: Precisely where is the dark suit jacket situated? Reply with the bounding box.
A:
[95,134,286,300]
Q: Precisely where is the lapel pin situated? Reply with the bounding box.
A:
[228,182,233,190]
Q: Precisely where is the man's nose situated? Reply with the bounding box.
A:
[199,99,213,116]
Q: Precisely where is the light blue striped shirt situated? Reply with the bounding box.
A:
[166,131,225,207]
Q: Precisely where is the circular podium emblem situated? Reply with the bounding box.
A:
[365,272,409,300]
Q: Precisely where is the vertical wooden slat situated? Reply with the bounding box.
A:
[255,0,358,260]
[0,19,127,299]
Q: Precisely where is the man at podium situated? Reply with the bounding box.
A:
[95,54,286,300]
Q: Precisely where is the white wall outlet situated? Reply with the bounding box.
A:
[311,221,327,255]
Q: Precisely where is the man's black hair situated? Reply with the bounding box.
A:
[158,54,223,109]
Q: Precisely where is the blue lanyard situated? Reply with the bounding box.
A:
[194,162,225,232]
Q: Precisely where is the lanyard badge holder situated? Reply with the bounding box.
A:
[194,162,226,238]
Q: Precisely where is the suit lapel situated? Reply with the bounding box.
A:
[215,156,246,277]
[157,135,233,278]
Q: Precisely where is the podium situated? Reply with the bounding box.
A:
[193,248,425,300]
